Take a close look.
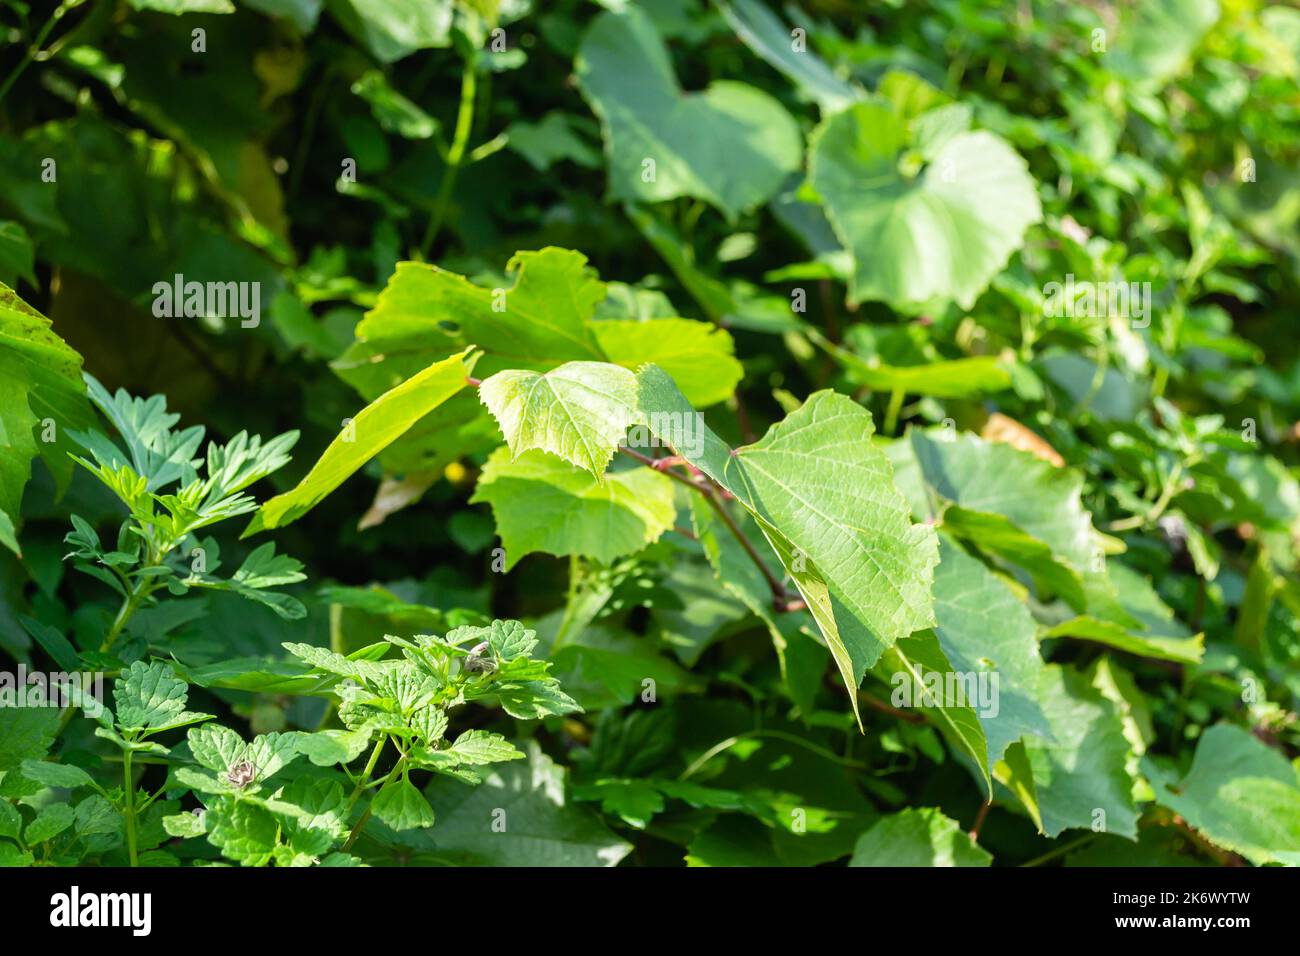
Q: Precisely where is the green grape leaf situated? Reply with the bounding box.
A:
[808,98,1040,308]
[126,0,235,12]
[838,355,1014,399]
[592,318,743,408]
[639,367,938,725]
[334,248,605,397]
[327,0,452,64]
[1043,562,1205,664]
[917,536,1051,775]
[939,506,1086,610]
[1018,666,1139,839]
[1145,723,1300,865]
[910,429,1112,615]
[506,112,602,171]
[246,349,474,534]
[479,361,639,477]
[0,283,92,554]
[849,808,991,866]
[471,448,675,567]
[576,7,801,220]
[717,0,860,112]
[877,632,994,792]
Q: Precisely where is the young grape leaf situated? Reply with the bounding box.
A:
[639,367,938,724]
[717,0,861,112]
[1145,723,1300,865]
[592,318,743,408]
[0,282,92,554]
[479,361,640,477]
[470,448,675,568]
[1017,666,1139,839]
[245,349,475,534]
[849,808,991,867]
[334,248,605,397]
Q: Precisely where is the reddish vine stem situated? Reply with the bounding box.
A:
[617,447,791,607]
[855,688,926,724]
[464,374,794,613]
[701,483,790,605]
[969,800,992,841]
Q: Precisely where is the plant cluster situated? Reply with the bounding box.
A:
[1,0,1299,868]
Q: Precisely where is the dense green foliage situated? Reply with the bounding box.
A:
[1,0,1299,868]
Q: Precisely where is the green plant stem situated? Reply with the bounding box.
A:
[419,55,478,256]
[55,582,149,736]
[347,734,388,808]
[122,751,139,867]
[678,729,867,781]
[1020,833,1095,867]
[617,446,788,604]
[551,554,582,649]
[343,758,404,852]
[701,484,788,604]
[99,584,146,653]
[0,1,70,106]
[1106,459,1190,532]
[883,388,904,436]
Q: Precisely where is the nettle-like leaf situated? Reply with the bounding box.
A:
[73,373,204,492]
[186,723,303,792]
[1146,724,1300,866]
[576,7,801,220]
[0,706,59,772]
[372,777,436,831]
[639,366,938,724]
[478,361,640,477]
[808,81,1040,308]
[20,758,95,791]
[0,283,93,554]
[114,662,213,735]
[849,808,991,867]
[470,448,676,567]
